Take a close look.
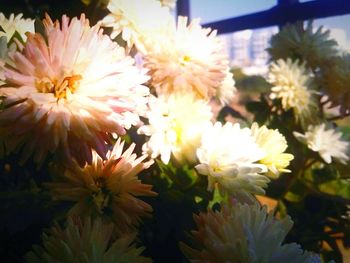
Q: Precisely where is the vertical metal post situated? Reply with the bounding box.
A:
[176,0,191,19]
[277,0,300,29]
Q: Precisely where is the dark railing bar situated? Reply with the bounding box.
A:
[201,0,350,34]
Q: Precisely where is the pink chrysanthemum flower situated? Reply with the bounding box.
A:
[46,138,157,234]
[0,14,149,166]
[144,16,229,100]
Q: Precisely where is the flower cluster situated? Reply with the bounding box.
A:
[0,0,344,261]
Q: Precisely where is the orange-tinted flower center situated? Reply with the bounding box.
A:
[36,75,82,99]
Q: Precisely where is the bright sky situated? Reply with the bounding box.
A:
[190,0,276,23]
[189,0,350,50]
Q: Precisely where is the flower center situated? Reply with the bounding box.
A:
[35,74,82,99]
[92,189,110,214]
[179,55,191,66]
[91,177,111,214]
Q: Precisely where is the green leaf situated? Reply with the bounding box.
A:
[208,185,226,208]
[284,179,308,202]
[0,36,7,59]
[8,30,24,45]
[245,97,270,124]
[277,200,288,218]
[217,106,247,123]
[318,179,350,199]
[81,0,93,5]
[156,160,199,190]
[194,196,203,203]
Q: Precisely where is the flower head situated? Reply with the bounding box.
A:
[180,202,320,263]
[0,14,149,166]
[321,54,350,114]
[216,69,237,105]
[251,123,294,178]
[0,13,34,42]
[268,21,338,69]
[293,124,349,164]
[158,0,177,9]
[101,0,173,52]
[46,139,157,233]
[195,122,269,196]
[138,94,212,164]
[26,217,151,263]
[268,58,316,123]
[144,16,229,100]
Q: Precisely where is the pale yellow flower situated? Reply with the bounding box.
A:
[293,124,349,164]
[26,217,151,263]
[101,0,173,52]
[138,94,212,164]
[195,122,269,196]
[268,58,316,123]
[0,13,34,42]
[251,123,294,178]
[144,16,229,100]
[0,14,149,166]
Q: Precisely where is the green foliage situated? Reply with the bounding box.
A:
[0,36,7,59]
[245,94,271,124]
[232,68,271,93]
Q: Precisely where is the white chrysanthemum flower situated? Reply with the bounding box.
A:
[268,58,316,122]
[293,124,349,164]
[180,202,320,263]
[251,123,294,178]
[0,13,34,42]
[144,16,229,100]
[216,69,237,105]
[158,0,177,9]
[138,94,212,164]
[195,122,269,196]
[101,0,173,52]
[0,14,149,166]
